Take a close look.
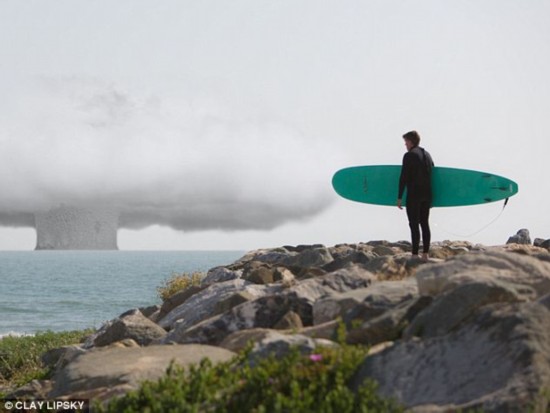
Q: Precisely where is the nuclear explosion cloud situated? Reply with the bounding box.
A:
[35,206,118,250]
[0,78,341,248]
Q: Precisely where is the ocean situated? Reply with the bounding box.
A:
[0,250,244,337]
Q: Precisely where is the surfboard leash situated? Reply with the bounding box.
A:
[433,197,510,238]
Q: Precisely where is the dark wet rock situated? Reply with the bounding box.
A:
[507,228,532,245]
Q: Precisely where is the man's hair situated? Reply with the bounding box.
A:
[403,130,421,146]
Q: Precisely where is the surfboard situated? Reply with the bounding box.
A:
[332,165,518,207]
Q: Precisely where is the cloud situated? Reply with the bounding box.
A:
[0,77,341,231]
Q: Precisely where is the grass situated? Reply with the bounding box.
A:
[0,329,92,392]
[156,271,205,302]
[95,342,404,413]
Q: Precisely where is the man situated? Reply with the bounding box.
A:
[397,130,434,260]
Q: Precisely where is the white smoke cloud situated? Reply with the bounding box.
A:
[0,77,342,231]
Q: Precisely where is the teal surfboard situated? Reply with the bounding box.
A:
[332,165,518,207]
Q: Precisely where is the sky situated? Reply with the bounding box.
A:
[0,0,548,250]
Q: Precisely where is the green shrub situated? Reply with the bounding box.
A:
[157,272,205,302]
[97,344,403,413]
[0,329,92,389]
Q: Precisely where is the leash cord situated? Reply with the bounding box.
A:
[433,198,509,238]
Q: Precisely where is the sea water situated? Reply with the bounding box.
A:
[0,250,244,337]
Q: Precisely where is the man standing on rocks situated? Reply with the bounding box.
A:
[397,130,434,261]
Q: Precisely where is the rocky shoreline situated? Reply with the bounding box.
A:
[6,229,550,412]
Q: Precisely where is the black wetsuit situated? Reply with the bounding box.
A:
[398,146,434,255]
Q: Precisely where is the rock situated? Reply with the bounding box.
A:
[138,305,160,319]
[158,279,277,331]
[213,291,256,315]
[246,265,276,284]
[158,285,207,320]
[404,280,527,339]
[350,301,550,412]
[273,310,303,330]
[289,265,374,301]
[160,265,373,346]
[372,245,396,256]
[360,255,417,280]
[346,296,433,346]
[42,345,78,369]
[250,248,295,265]
[416,250,550,299]
[104,338,140,349]
[220,329,336,364]
[219,328,277,352]
[202,266,243,284]
[322,249,375,272]
[313,278,418,325]
[273,267,296,285]
[92,310,167,347]
[50,344,235,400]
[285,244,326,253]
[7,379,53,399]
[247,331,337,365]
[282,246,334,268]
[507,228,532,245]
[161,293,316,346]
[429,241,473,260]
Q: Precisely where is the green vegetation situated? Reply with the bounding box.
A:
[96,343,403,413]
[0,329,92,391]
[157,271,205,302]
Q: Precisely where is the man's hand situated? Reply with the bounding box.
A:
[397,199,403,210]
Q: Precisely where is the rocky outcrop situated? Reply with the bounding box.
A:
[157,279,279,331]
[50,345,235,401]
[11,234,550,411]
[416,250,550,299]
[351,297,550,412]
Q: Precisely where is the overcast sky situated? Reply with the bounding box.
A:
[0,0,548,250]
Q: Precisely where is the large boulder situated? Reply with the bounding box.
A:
[416,250,550,299]
[92,310,167,347]
[346,296,432,346]
[283,246,334,268]
[507,228,532,245]
[313,278,418,325]
[404,279,526,339]
[158,279,279,330]
[350,298,550,412]
[201,266,243,284]
[157,285,207,321]
[50,344,235,400]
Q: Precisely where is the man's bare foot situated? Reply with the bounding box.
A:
[421,253,429,261]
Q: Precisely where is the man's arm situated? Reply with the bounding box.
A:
[397,153,410,208]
